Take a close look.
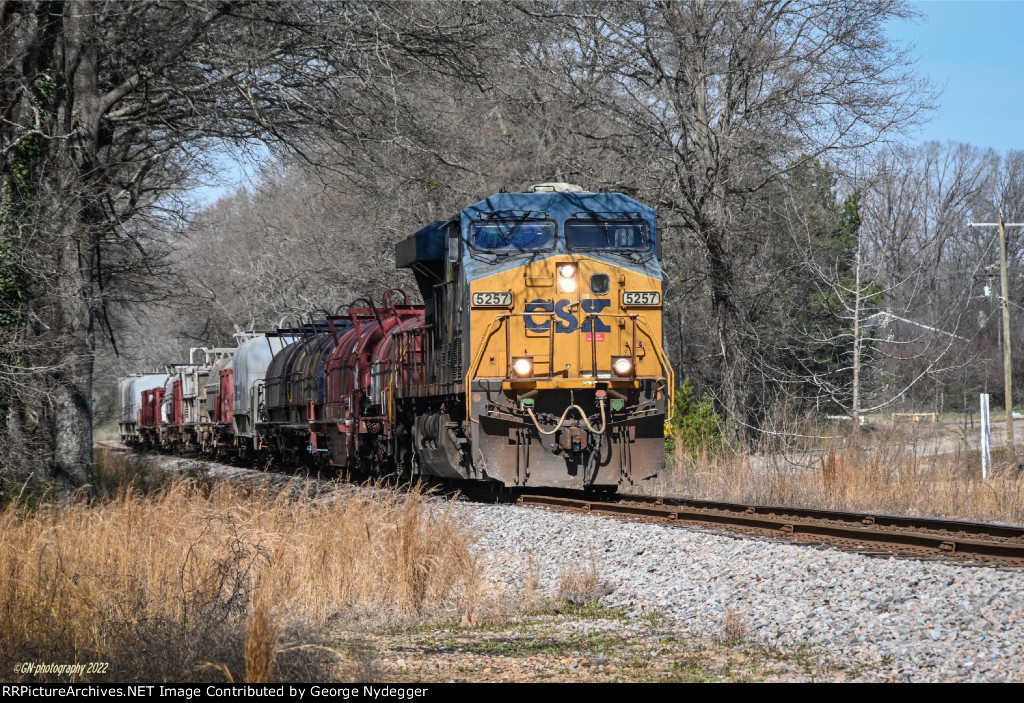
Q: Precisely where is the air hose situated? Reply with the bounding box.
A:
[525,400,606,436]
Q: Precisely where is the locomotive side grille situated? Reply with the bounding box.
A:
[451,333,462,372]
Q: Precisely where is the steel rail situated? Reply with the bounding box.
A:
[512,492,1024,566]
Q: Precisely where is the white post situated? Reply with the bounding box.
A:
[980,393,991,480]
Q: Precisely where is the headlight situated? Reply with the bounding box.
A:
[557,263,577,293]
[512,357,534,378]
[612,356,633,376]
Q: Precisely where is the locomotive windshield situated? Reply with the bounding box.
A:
[566,219,649,250]
[471,220,555,251]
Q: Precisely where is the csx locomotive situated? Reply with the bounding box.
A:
[119,183,672,490]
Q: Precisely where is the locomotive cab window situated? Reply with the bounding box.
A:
[566,219,649,250]
[471,220,555,251]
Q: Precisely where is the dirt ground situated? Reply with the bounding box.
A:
[326,606,860,683]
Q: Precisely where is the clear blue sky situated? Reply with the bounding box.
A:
[889,1,1024,152]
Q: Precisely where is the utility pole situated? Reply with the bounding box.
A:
[971,214,1024,458]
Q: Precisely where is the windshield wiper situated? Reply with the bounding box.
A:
[498,210,534,248]
[628,250,656,265]
[471,211,537,261]
[470,250,501,264]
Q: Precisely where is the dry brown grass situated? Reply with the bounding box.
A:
[244,598,278,684]
[719,608,750,646]
[556,558,609,605]
[521,556,543,611]
[1,452,481,682]
[654,425,1024,524]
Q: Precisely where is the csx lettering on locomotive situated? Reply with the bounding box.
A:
[524,298,613,334]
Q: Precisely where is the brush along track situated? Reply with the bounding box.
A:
[501,491,1024,567]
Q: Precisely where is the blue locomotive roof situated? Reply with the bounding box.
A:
[460,191,655,224]
[394,190,661,278]
[395,220,448,268]
[459,190,660,280]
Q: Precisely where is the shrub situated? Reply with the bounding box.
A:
[666,378,724,458]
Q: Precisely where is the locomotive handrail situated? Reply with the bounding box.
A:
[387,325,433,399]
[387,324,418,427]
[632,313,675,421]
[525,400,607,436]
[387,334,403,427]
[465,314,510,419]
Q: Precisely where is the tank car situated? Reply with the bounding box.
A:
[232,330,297,458]
[118,373,167,446]
[318,293,422,474]
[261,320,349,466]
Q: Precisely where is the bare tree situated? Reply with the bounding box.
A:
[522,0,935,437]
[780,193,974,429]
[746,144,1018,431]
[0,0,488,494]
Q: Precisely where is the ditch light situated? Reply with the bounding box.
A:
[512,356,534,378]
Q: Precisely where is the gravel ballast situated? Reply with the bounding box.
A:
[140,453,1024,682]
[457,500,1024,682]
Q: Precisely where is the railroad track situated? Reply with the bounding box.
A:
[507,491,1024,567]
[103,444,1024,567]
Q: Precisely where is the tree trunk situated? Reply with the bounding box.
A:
[50,218,95,496]
[51,338,94,497]
[700,207,748,445]
[709,249,747,444]
[49,1,99,497]
[851,248,862,436]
